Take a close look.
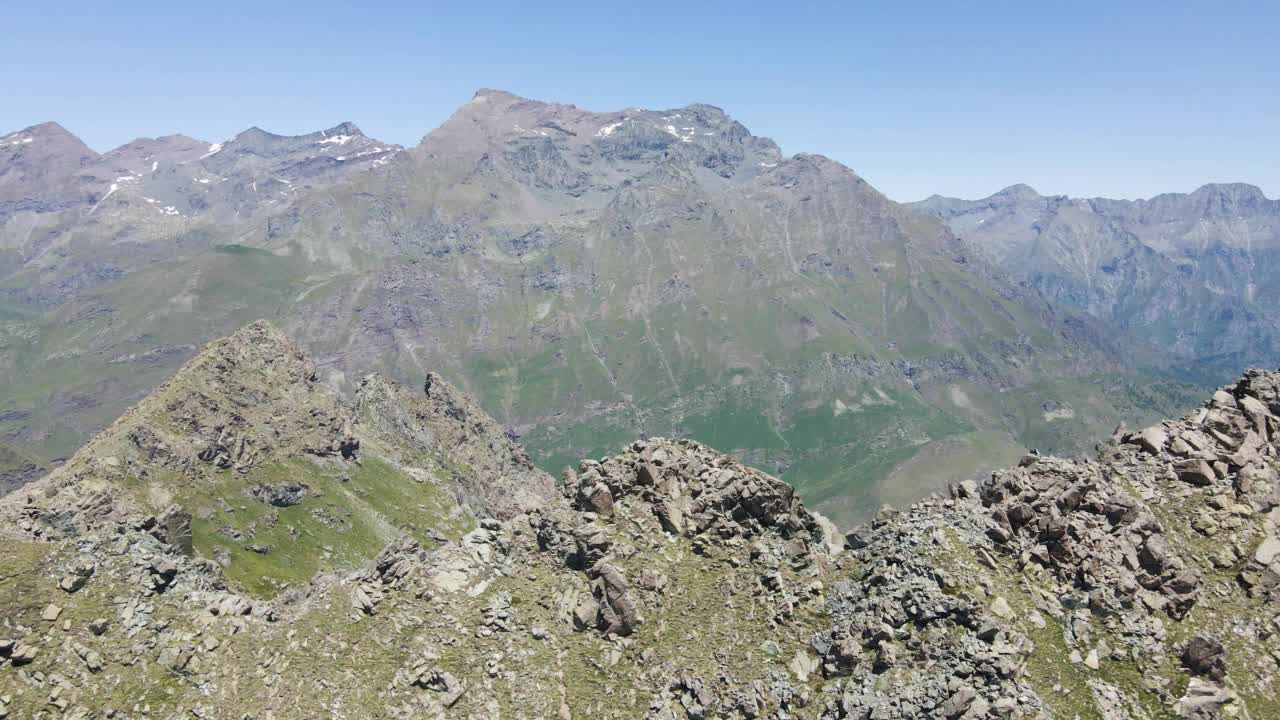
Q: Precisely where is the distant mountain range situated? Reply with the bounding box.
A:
[0,91,1203,523]
[911,183,1280,374]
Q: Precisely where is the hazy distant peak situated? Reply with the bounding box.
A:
[1189,182,1269,202]
[787,152,853,174]
[469,87,532,104]
[1,121,97,157]
[681,101,729,117]
[16,120,77,139]
[990,183,1042,201]
[321,121,365,138]
[105,134,208,154]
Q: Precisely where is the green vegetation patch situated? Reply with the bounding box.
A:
[183,457,470,597]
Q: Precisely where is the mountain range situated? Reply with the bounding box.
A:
[0,321,1276,718]
[0,90,1207,524]
[911,183,1280,374]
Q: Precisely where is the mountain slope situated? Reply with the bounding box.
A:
[3,321,555,595]
[0,92,1199,524]
[0,324,1277,718]
[910,183,1280,373]
[0,122,100,217]
[0,440,45,495]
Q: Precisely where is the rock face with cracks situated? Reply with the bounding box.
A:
[1,323,1279,719]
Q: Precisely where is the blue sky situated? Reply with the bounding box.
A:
[4,1,1276,201]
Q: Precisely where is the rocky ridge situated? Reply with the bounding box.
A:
[0,324,1277,718]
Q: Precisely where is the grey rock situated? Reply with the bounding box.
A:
[1176,459,1216,486]
[1182,636,1228,682]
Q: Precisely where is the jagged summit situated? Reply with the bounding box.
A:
[1,322,1278,717]
[229,120,367,145]
[420,88,782,182]
[202,120,386,165]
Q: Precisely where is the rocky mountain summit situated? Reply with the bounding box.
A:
[0,91,1199,525]
[1,323,1277,718]
[910,183,1280,373]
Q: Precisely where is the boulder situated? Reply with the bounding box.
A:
[1135,426,1168,455]
[1175,459,1216,487]
[154,505,194,555]
[1181,635,1227,682]
[589,560,638,636]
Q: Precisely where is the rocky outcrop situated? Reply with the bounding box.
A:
[817,502,1041,719]
[564,438,827,546]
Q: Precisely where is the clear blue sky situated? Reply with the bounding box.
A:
[4,1,1277,201]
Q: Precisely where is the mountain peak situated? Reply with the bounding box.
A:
[991,183,1042,201]
[470,87,533,104]
[24,120,65,134]
[2,121,97,157]
[780,153,872,189]
[321,121,365,138]
[1190,182,1269,203]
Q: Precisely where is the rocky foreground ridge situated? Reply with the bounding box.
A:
[0,323,1278,718]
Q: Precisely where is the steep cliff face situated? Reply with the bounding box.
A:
[0,325,1276,719]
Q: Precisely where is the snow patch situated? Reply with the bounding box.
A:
[200,142,224,159]
[88,183,119,215]
[316,134,356,146]
[832,398,849,417]
[151,161,158,172]
[596,121,624,138]
[661,124,694,143]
